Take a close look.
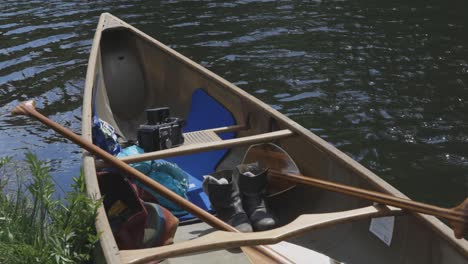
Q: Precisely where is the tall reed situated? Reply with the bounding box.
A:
[0,153,100,263]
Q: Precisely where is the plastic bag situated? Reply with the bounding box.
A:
[117,145,151,174]
[92,116,121,155]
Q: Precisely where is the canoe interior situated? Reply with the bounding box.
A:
[84,13,468,264]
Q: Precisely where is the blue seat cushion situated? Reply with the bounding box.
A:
[166,89,235,220]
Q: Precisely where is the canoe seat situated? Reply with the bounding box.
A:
[182,130,222,145]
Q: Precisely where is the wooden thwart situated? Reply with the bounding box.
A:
[207,124,247,134]
[120,205,402,264]
[96,129,294,167]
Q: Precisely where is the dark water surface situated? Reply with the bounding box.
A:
[0,0,467,206]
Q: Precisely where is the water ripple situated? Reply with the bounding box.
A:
[0,33,77,55]
[3,21,81,36]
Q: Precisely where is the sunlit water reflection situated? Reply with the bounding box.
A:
[0,0,466,205]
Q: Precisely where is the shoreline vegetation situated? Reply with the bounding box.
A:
[0,153,100,263]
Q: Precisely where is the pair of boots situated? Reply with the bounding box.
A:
[202,163,275,232]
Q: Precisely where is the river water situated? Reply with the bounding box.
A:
[0,0,467,206]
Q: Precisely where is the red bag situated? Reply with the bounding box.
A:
[98,171,178,249]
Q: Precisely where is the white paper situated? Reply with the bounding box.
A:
[369,216,394,246]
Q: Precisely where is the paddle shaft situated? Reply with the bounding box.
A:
[269,169,468,238]
[12,102,291,264]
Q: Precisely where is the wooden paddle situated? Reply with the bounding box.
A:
[11,101,291,264]
[245,143,468,239]
[120,205,401,263]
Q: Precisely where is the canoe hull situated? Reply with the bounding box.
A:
[82,13,468,264]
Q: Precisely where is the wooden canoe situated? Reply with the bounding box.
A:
[82,13,468,263]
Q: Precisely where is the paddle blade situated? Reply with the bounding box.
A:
[12,100,36,116]
[242,143,299,196]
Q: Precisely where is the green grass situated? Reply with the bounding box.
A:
[0,153,100,264]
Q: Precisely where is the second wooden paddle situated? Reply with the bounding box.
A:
[244,143,468,239]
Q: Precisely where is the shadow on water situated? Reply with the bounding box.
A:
[0,0,466,204]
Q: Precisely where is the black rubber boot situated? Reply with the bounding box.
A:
[236,164,276,231]
[202,170,253,233]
